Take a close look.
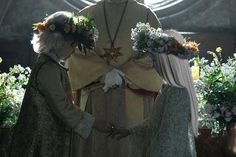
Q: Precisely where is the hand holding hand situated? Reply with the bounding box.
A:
[93,119,114,134]
[115,128,131,140]
[108,126,131,140]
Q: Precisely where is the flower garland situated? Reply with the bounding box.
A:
[32,14,98,54]
[131,22,199,59]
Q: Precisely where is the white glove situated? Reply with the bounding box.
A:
[102,69,125,92]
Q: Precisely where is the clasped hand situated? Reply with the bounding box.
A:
[93,119,130,140]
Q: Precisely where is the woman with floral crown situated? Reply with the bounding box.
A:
[8,11,113,157]
[113,29,198,157]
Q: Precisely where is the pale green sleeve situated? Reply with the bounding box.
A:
[37,62,95,139]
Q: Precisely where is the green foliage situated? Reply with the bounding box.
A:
[192,47,236,134]
[0,59,31,128]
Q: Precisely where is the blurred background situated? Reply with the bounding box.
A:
[0,0,235,71]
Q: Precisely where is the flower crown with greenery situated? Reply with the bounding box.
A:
[131,22,199,59]
[32,13,98,54]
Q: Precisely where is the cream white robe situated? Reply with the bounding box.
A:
[67,0,163,157]
[67,0,162,91]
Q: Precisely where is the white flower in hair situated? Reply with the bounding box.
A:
[131,23,199,59]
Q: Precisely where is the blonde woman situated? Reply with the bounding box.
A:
[114,30,198,157]
[8,11,111,157]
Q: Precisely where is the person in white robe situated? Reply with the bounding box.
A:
[66,1,163,157]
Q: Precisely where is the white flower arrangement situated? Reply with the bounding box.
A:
[0,60,31,128]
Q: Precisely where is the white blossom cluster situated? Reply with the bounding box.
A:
[131,22,163,53]
[0,64,31,127]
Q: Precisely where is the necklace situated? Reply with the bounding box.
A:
[102,0,128,64]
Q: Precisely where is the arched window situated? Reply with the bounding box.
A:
[145,0,184,10]
[144,0,200,18]
[63,0,199,18]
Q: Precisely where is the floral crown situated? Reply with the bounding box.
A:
[131,22,199,59]
[32,13,98,53]
[152,33,199,59]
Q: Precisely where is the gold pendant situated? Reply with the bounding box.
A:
[102,47,123,64]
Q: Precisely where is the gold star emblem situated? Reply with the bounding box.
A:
[102,47,123,64]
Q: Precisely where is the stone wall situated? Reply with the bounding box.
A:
[0,0,235,39]
[0,0,74,39]
[158,0,236,60]
[160,0,234,32]
[0,0,235,70]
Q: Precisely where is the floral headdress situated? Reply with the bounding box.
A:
[32,13,98,54]
[131,22,199,59]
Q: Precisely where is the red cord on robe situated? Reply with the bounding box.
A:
[127,85,158,100]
